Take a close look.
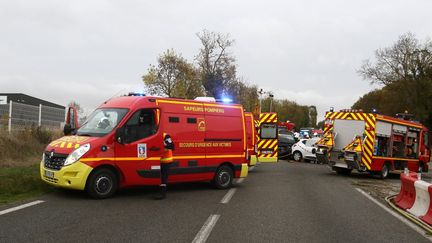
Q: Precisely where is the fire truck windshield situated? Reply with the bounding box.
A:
[77,108,128,137]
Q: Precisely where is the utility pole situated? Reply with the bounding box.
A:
[258,88,274,113]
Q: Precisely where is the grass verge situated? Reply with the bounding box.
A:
[0,164,53,204]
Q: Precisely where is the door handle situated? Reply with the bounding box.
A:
[150,146,161,151]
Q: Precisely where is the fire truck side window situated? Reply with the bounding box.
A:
[407,131,419,158]
[123,109,158,143]
[391,134,405,158]
[374,136,389,157]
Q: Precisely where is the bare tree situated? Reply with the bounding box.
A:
[359,33,432,85]
[356,33,432,128]
[195,30,237,98]
[143,49,204,98]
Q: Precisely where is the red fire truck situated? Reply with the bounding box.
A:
[245,112,257,166]
[40,94,249,198]
[316,109,430,178]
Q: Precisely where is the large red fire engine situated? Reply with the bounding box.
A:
[41,94,249,198]
[316,109,430,178]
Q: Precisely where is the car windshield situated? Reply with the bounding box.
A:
[76,108,128,137]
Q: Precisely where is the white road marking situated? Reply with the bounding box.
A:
[355,188,432,241]
[220,188,237,204]
[236,178,245,184]
[0,200,45,216]
[192,214,220,243]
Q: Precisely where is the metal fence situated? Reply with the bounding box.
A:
[0,101,65,131]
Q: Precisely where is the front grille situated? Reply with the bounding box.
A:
[44,152,68,170]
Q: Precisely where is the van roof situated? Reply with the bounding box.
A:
[99,96,243,109]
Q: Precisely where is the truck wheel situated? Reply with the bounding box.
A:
[379,164,389,179]
[86,168,118,199]
[293,151,303,162]
[213,165,233,189]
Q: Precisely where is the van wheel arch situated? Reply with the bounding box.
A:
[212,162,234,189]
[85,164,121,199]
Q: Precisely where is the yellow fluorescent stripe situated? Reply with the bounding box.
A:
[242,110,246,150]
[204,103,242,109]
[365,116,375,128]
[373,156,419,162]
[158,99,241,109]
[260,113,270,123]
[269,140,278,148]
[74,144,80,149]
[157,99,202,106]
[262,140,272,149]
[80,154,245,162]
[362,161,371,170]
[351,113,360,120]
[60,142,66,148]
[258,140,266,148]
[363,150,372,161]
[365,139,374,149]
[206,154,245,158]
[66,143,73,148]
[268,114,276,122]
[363,145,373,156]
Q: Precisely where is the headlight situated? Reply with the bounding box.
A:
[64,143,91,166]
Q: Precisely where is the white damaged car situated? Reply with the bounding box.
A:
[291,138,320,162]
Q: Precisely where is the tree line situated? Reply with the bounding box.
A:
[352,33,432,129]
[142,30,317,129]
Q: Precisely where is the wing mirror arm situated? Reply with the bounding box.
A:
[116,127,126,144]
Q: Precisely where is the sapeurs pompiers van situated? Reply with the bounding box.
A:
[41,94,249,198]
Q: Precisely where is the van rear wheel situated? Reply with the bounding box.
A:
[86,168,118,199]
[213,165,233,189]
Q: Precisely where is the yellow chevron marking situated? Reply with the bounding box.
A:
[262,140,272,149]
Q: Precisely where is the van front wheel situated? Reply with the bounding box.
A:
[86,168,118,199]
[213,165,233,189]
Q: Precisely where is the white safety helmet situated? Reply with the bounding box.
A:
[97,117,110,129]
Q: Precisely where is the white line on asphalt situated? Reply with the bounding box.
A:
[0,200,45,216]
[192,214,220,243]
[355,188,432,241]
[236,178,245,184]
[220,188,237,204]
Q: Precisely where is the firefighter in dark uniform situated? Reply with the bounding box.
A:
[155,133,174,200]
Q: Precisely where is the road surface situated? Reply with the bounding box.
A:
[0,161,429,242]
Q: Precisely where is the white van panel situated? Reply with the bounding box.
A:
[333,119,365,150]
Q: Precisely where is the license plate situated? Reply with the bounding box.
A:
[44,170,54,179]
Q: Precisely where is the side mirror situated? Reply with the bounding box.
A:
[115,127,125,144]
[63,124,73,136]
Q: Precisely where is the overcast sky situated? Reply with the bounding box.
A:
[1,0,431,120]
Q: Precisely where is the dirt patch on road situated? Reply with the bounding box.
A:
[351,171,432,204]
